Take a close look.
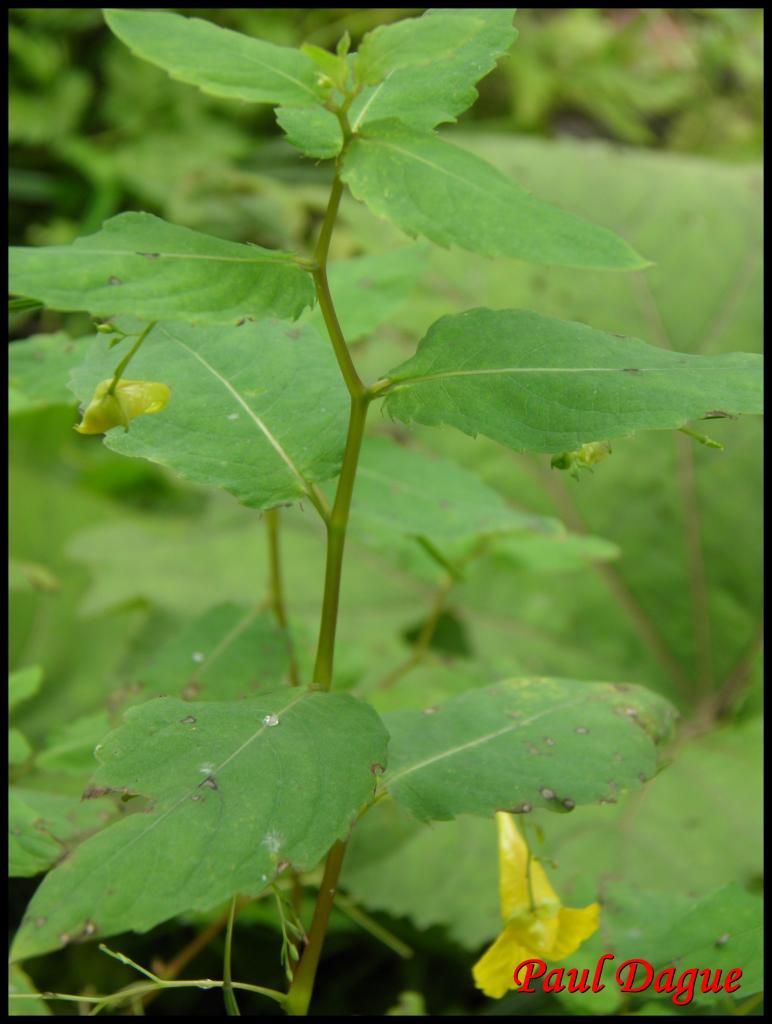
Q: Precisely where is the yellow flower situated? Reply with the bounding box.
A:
[473,813,600,999]
[75,379,171,435]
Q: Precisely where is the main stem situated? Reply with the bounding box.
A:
[283,839,347,1016]
[286,137,369,1014]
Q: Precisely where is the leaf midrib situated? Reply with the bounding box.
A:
[385,692,586,789]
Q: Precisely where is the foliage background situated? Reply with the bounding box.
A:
[8,8,763,1016]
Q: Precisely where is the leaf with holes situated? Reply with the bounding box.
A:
[69,320,348,511]
[382,308,762,453]
[341,126,647,269]
[382,678,677,822]
[104,8,325,107]
[9,213,314,325]
[10,690,388,961]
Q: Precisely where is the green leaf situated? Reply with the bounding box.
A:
[276,105,343,159]
[304,245,431,342]
[10,690,388,961]
[9,212,314,325]
[9,334,89,415]
[69,320,348,510]
[383,308,762,453]
[9,787,112,878]
[490,531,620,573]
[9,728,33,766]
[388,135,762,704]
[35,711,111,777]
[383,678,677,822]
[134,604,292,700]
[613,883,762,1007]
[344,800,499,950]
[103,8,325,107]
[348,435,553,545]
[341,126,647,269]
[351,9,517,132]
[9,665,43,712]
[9,964,52,1015]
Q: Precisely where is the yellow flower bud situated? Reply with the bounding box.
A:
[75,379,171,435]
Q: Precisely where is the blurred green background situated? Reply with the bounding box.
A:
[9,8,763,1017]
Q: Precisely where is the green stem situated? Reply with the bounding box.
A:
[266,508,301,687]
[333,892,413,959]
[283,839,347,1017]
[107,320,157,394]
[223,898,240,1016]
[312,392,369,690]
[285,114,369,1015]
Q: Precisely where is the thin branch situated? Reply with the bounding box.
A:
[632,271,715,692]
[535,457,693,698]
[265,508,301,686]
[377,574,455,690]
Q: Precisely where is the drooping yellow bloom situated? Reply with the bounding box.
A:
[473,813,600,999]
[75,379,171,434]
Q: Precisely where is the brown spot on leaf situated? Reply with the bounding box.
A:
[136,252,160,259]
[108,276,123,286]
[622,367,641,373]
[82,785,128,801]
[199,775,218,791]
[370,763,385,776]
[180,715,197,725]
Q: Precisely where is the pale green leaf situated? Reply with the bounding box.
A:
[103,8,324,107]
[10,690,388,961]
[383,678,677,821]
[135,604,292,700]
[348,435,552,545]
[276,105,343,159]
[344,800,499,949]
[304,245,431,342]
[341,126,647,269]
[8,334,88,414]
[9,729,33,766]
[383,308,762,453]
[35,712,111,777]
[351,9,517,132]
[9,665,43,712]
[9,964,53,1015]
[490,531,620,573]
[9,213,314,325]
[69,320,348,510]
[9,787,112,878]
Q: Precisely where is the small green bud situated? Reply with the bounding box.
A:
[551,441,611,480]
